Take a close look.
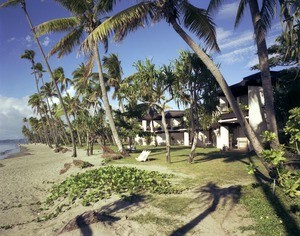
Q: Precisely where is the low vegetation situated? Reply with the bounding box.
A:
[46,166,184,208]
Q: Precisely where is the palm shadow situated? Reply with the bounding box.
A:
[60,194,146,235]
[170,182,241,236]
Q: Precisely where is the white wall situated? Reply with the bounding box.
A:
[216,126,229,149]
[248,86,267,138]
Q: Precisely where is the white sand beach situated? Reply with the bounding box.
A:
[0,144,254,236]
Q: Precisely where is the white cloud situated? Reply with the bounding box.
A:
[217,45,256,65]
[0,95,33,140]
[41,36,50,46]
[245,56,259,68]
[219,30,254,50]
[216,27,232,43]
[7,37,16,42]
[216,2,239,19]
[25,35,32,43]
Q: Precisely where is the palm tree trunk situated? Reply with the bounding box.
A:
[161,108,171,163]
[248,0,280,149]
[21,1,77,157]
[170,19,270,171]
[93,45,127,156]
[32,72,56,148]
[40,77,61,146]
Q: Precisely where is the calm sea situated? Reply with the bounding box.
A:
[0,139,27,160]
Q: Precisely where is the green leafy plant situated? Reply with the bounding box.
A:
[284,107,300,154]
[45,166,184,217]
[259,131,300,198]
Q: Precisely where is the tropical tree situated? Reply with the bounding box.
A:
[103,53,125,112]
[52,67,73,96]
[0,0,77,157]
[28,93,51,146]
[173,50,220,162]
[123,59,174,163]
[83,0,269,171]
[34,0,126,155]
[21,50,59,147]
[207,0,297,149]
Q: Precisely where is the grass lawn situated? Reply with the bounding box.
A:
[87,145,300,235]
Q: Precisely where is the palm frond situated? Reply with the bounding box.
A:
[235,0,248,28]
[53,0,88,14]
[49,27,84,58]
[261,0,277,31]
[0,0,19,8]
[207,0,225,14]
[81,1,154,52]
[181,2,220,52]
[35,17,79,37]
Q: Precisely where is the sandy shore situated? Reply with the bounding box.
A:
[0,144,106,235]
[0,144,254,236]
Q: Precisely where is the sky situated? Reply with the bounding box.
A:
[0,0,284,140]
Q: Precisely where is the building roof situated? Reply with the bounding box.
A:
[218,71,279,97]
[142,110,185,121]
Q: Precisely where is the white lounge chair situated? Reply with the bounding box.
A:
[135,150,151,162]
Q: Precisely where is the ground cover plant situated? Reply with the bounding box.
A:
[42,165,184,220]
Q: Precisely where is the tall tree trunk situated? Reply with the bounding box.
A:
[189,102,197,163]
[93,45,127,156]
[33,72,56,148]
[248,0,280,149]
[189,130,198,163]
[86,132,90,156]
[40,78,61,146]
[170,20,270,171]
[21,1,77,157]
[161,108,171,163]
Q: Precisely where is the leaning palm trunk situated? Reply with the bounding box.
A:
[93,45,127,156]
[40,78,61,146]
[161,108,171,163]
[248,0,280,149]
[170,19,269,171]
[33,75,57,148]
[21,1,77,157]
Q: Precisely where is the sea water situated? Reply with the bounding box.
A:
[0,139,27,160]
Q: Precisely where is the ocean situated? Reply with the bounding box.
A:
[0,139,27,160]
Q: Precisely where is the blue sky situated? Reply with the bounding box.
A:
[0,0,284,139]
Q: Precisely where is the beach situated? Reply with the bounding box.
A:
[0,144,254,236]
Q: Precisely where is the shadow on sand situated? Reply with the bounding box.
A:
[170,182,242,236]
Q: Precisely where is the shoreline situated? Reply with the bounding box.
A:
[4,145,31,159]
[0,144,105,235]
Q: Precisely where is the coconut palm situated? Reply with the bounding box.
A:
[103,53,125,112]
[52,67,73,96]
[21,50,58,147]
[82,0,268,170]
[28,93,51,146]
[34,0,126,155]
[207,0,290,148]
[0,0,77,157]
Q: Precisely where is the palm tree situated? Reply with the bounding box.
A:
[52,67,73,96]
[0,0,77,157]
[34,0,126,155]
[28,93,51,146]
[21,50,58,147]
[207,0,286,148]
[82,0,268,170]
[103,53,125,112]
